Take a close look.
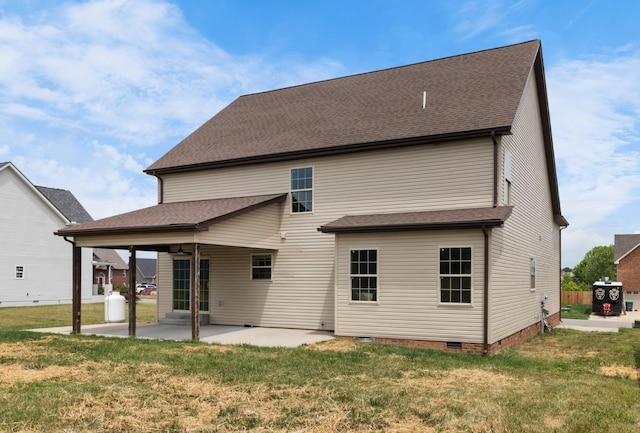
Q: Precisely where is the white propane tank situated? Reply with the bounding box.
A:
[105,291,126,323]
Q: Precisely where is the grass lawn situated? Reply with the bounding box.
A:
[0,305,639,432]
[0,302,157,330]
[561,303,593,320]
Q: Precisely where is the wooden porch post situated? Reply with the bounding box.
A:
[128,246,137,337]
[191,243,201,341]
[71,244,82,334]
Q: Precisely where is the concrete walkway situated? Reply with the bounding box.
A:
[30,323,335,348]
[558,310,640,332]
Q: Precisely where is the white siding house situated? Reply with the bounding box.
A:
[56,40,567,353]
[0,162,93,307]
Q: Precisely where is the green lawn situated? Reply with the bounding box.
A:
[0,302,157,330]
[0,304,639,432]
[561,303,592,320]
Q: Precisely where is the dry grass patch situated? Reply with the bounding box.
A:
[600,365,639,380]
[306,339,359,352]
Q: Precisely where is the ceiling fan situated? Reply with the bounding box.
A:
[175,245,192,255]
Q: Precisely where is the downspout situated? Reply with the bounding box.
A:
[482,227,490,355]
[492,130,498,208]
[559,225,568,322]
[156,175,164,204]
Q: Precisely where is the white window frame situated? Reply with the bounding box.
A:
[504,149,512,205]
[290,166,314,214]
[349,248,378,303]
[251,254,273,281]
[438,246,473,305]
[15,265,24,279]
[530,258,536,292]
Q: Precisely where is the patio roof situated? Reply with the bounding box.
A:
[55,193,287,237]
[318,206,513,233]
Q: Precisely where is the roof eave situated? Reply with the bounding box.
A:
[55,224,197,237]
[145,127,513,176]
[318,219,507,234]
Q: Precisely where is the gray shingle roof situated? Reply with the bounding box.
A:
[614,234,640,262]
[55,193,287,236]
[136,258,157,278]
[146,40,541,174]
[36,186,93,224]
[319,206,513,233]
[93,248,128,269]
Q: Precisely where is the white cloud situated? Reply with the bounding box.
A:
[547,47,640,266]
[0,0,345,221]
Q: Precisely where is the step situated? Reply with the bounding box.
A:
[159,312,209,326]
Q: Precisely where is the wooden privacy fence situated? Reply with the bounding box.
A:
[561,291,591,305]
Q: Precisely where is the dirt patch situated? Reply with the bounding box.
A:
[600,365,639,380]
[306,339,358,352]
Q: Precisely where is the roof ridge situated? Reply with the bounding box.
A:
[239,39,541,99]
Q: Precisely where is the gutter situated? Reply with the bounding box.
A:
[145,127,512,176]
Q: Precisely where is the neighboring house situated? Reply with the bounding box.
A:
[614,234,640,307]
[93,248,129,294]
[0,162,93,307]
[134,258,157,284]
[56,40,567,353]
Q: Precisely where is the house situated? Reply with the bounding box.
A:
[93,248,129,294]
[0,162,94,307]
[614,234,640,308]
[55,40,567,353]
[134,258,157,285]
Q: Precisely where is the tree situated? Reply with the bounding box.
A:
[572,245,616,286]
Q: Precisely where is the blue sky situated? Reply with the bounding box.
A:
[1,0,639,267]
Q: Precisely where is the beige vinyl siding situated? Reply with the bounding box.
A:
[198,202,283,249]
[157,138,494,330]
[489,70,561,343]
[157,252,172,318]
[334,230,485,343]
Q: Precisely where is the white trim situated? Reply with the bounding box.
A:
[614,241,640,265]
[289,165,314,214]
[437,245,473,306]
[0,162,70,224]
[348,247,379,303]
[15,265,25,279]
[250,253,273,281]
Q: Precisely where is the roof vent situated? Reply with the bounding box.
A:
[422,91,427,109]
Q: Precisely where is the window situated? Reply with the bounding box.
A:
[251,254,272,280]
[439,247,472,303]
[504,149,512,205]
[530,258,536,290]
[15,265,24,279]
[350,249,377,302]
[173,259,210,311]
[291,167,313,213]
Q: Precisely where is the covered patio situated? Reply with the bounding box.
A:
[54,193,289,341]
[30,323,335,347]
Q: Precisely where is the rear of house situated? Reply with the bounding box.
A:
[56,40,566,352]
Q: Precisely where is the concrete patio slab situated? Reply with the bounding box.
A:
[29,323,335,348]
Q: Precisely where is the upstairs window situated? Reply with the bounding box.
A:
[15,265,24,279]
[439,247,472,304]
[291,167,313,213]
[504,149,512,205]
